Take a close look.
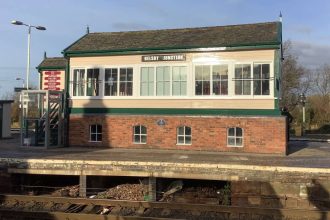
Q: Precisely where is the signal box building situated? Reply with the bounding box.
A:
[38,21,287,154]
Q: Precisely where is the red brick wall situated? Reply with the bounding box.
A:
[68,115,287,154]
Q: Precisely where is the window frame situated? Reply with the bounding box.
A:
[139,64,188,97]
[177,126,192,145]
[227,127,243,147]
[194,64,229,96]
[89,124,102,142]
[133,125,147,144]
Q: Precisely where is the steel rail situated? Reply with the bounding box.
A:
[0,194,329,219]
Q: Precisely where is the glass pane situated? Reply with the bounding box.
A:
[164,82,170,96]
[141,126,147,134]
[141,68,149,81]
[178,136,184,144]
[185,136,191,144]
[181,82,187,96]
[185,126,191,135]
[262,80,270,95]
[195,66,203,80]
[254,80,261,95]
[235,81,242,95]
[97,125,102,133]
[126,82,133,96]
[236,127,242,137]
[243,65,251,78]
[134,135,140,143]
[120,68,126,81]
[148,82,154,95]
[172,82,180,96]
[134,126,140,134]
[178,127,184,135]
[221,81,228,95]
[236,138,242,146]
[213,81,220,95]
[164,66,170,81]
[228,137,235,145]
[97,134,102,141]
[181,67,187,80]
[119,82,126,95]
[253,64,261,79]
[262,64,270,78]
[195,81,202,95]
[91,125,96,133]
[111,83,117,96]
[243,81,251,95]
[141,135,147,143]
[203,81,210,95]
[148,69,154,81]
[203,65,210,80]
[91,134,96,141]
[212,65,221,80]
[127,68,133,81]
[228,128,235,136]
[141,83,148,96]
[156,82,164,96]
[173,66,180,80]
[156,67,164,81]
[235,65,242,78]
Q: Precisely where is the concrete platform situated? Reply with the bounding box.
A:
[0,134,330,182]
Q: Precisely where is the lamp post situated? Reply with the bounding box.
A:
[11,20,46,90]
[299,93,306,135]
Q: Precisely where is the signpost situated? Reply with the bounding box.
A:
[43,71,61,91]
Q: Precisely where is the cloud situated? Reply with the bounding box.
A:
[291,41,330,69]
[112,22,151,31]
[288,26,313,35]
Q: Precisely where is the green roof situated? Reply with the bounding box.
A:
[63,21,281,56]
[37,57,67,70]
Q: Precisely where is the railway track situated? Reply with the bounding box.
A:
[0,194,329,220]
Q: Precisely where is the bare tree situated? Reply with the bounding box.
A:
[280,40,311,111]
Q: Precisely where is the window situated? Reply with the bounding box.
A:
[140,67,154,96]
[133,125,147,144]
[177,126,192,145]
[172,66,187,96]
[140,66,187,96]
[212,65,228,95]
[156,66,171,96]
[227,127,243,147]
[119,68,133,96]
[195,65,228,95]
[253,64,270,95]
[195,65,210,95]
[86,69,100,96]
[72,69,85,96]
[235,64,251,95]
[90,124,102,142]
[104,68,118,96]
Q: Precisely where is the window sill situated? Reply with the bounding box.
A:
[176,143,192,146]
[89,141,102,143]
[227,145,243,148]
[133,142,147,145]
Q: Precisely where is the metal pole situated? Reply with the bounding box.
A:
[26,26,31,90]
[302,105,306,124]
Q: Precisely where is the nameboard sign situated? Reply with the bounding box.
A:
[142,54,186,62]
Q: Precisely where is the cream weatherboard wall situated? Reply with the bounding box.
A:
[69,49,276,110]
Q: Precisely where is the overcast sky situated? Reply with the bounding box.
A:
[0,0,330,96]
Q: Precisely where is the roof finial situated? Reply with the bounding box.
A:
[86,25,90,34]
[279,11,283,22]
[44,51,47,59]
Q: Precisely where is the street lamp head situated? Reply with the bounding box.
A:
[11,20,24,25]
[35,26,46,31]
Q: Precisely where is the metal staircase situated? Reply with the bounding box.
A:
[20,90,65,148]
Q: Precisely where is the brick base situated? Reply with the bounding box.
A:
[68,115,287,154]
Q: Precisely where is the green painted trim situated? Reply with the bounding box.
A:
[65,60,70,94]
[63,43,281,57]
[69,108,281,116]
[37,66,66,71]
